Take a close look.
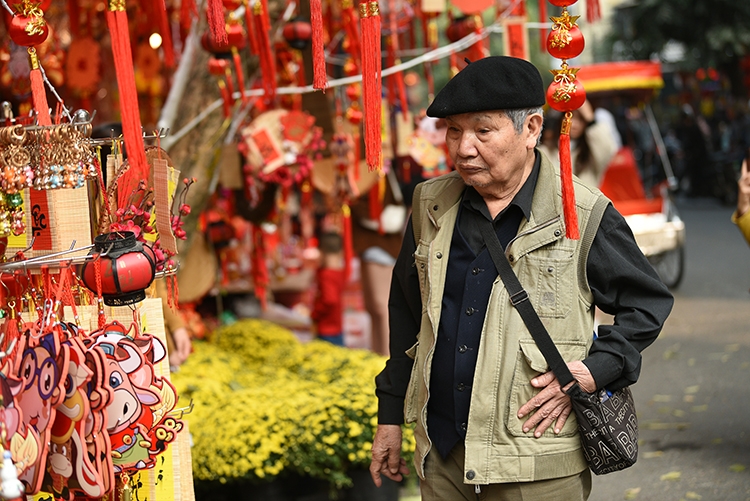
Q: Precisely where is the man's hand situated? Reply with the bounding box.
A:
[517,361,596,437]
[169,327,192,368]
[370,424,410,487]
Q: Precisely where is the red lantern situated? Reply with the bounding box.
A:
[446,16,478,43]
[222,0,242,8]
[547,12,585,60]
[80,232,157,306]
[546,72,586,112]
[201,30,231,54]
[226,21,246,49]
[208,57,229,75]
[283,18,312,50]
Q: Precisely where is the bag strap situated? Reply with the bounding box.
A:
[477,219,578,386]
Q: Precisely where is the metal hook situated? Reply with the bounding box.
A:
[169,399,194,420]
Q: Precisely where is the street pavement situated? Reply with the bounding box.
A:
[590,196,750,501]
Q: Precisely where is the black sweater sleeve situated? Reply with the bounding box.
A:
[583,205,675,391]
[375,216,422,424]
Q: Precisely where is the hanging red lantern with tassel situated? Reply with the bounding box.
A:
[546,0,586,240]
[8,1,52,126]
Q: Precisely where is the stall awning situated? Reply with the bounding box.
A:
[577,61,664,93]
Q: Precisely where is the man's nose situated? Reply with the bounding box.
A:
[456,133,477,157]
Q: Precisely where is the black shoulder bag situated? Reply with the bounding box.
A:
[477,218,638,475]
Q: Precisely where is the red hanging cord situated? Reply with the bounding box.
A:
[341,204,354,281]
[253,0,277,105]
[231,47,248,104]
[359,0,382,171]
[539,0,547,53]
[94,257,106,329]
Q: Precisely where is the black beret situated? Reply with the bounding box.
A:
[426,56,545,118]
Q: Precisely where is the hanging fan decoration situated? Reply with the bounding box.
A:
[546,0,586,239]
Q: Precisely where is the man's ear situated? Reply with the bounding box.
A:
[526,113,544,148]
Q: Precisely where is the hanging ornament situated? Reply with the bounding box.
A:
[547,10,585,60]
[207,0,228,46]
[282,17,312,50]
[546,0,585,240]
[359,0,382,171]
[7,1,52,126]
[310,0,327,90]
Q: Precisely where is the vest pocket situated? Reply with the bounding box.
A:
[404,342,420,424]
[505,340,587,438]
[526,255,574,318]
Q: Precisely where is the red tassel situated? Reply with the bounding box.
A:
[558,115,579,239]
[155,0,175,68]
[368,179,381,222]
[207,0,227,45]
[342,5,361,66]
[29,61,51,126]
[180,0,197,38]
[539,0,546,53]
[244,3,259,55]
[360,1,381,170]
[218,79,232,117]
[251,224,269,311]
[310,0,328,90]
[107,5,149,210]
[587,0,601,23]
[231,47,247,103]
[253,0,277,105]
[342,204,354,281]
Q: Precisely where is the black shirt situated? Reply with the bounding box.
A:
[376,154,674,424]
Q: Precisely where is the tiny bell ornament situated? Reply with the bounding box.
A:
[545,0,587,240]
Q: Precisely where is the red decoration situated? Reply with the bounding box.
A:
[359,0,382,170]
[80,232,157,306]
[547,11,585,60]
[445,16,477,43]
[546,0,584,240]
[587,0,601,22]
[206,0,227,46]
[8,12,49,47]
[107,0,149,210]
[547,68,586,112]
[310,0,327,90]
[283,18,312,50]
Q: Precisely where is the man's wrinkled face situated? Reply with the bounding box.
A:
[444,111,540,195]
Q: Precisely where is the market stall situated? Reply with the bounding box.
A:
[0,0,607,498]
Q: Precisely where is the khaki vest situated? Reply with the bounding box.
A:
[405,153,610,483]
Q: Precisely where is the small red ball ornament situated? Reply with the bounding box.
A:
[547,0,578,6]
[547,15,585,60]
[222,0,242,8]
[226,22,246,49]
[283,18,312,50]
[546,72,586,113]
[8,13,49,47]
[446,16,478,43]
[208,57,229,75]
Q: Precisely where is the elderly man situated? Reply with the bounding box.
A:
[369,56,673,500]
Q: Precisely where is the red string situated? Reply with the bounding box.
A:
[539,0,547,53]
[232,47,248,104]
[244,3,259,56]
[342,205,353,281]
[254,0,277,105]
[155,0,175,68]
[95,258,106,329]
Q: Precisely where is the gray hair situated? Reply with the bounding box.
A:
[504,107,544,134]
